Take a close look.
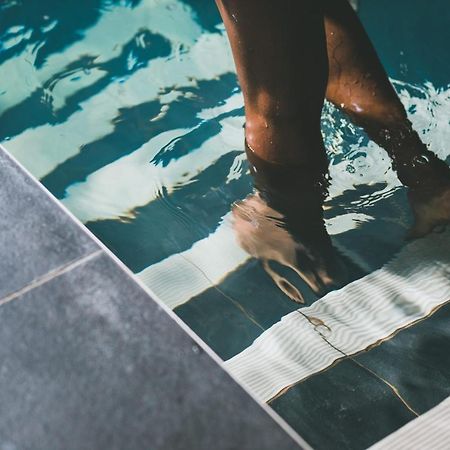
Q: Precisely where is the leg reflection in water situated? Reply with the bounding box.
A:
[232,146,350,303]
[216,0,450,300]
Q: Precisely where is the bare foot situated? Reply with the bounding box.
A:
[407,184,450,239]
[394,151,450,239]
[232,191,349,303]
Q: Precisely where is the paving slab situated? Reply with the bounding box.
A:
[0,150,99,300]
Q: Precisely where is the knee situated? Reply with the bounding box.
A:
[247,90,323,128]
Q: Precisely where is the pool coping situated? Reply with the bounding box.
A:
[0,143,311,450]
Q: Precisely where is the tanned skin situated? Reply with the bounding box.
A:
[215,0,450,299]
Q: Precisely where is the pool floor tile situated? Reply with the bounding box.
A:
[176,259,303,360]
[270,359,416,450]
[354,301,450,415]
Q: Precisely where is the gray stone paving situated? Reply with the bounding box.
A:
[0,147,306,450]
[0,150,98,300]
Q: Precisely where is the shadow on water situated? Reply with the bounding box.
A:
[0,30,171,140]
[87,150,252,272]
[359,0,450,88]
[0,0,142,67]
[41,73,239,197]
[151,106,244,168]
[178,0,222,33]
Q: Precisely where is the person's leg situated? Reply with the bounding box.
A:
[324,0,404,129]
[323,0,450,188]
[216,0,348,299]
[217,0,449,238]
[215,0,329,172]
[323,0,450,237]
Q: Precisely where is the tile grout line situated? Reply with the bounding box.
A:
[297,308,420,417]
[226,225,450,405]
[0,250,103,307]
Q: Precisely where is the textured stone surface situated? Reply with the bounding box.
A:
[0,253,303,450]
[0,150,98,300]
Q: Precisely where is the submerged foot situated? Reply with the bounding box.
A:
[232,192,349,303]
[397,151,450,239]
[407,183,450,239]
[232,148,349,303]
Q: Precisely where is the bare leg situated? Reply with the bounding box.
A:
[216,0,349,299]
[324,0,450,188]
[215,0,329,173]
[323,0,450,237]
[232,147,351,303]
[217,0,449,184]
[217,0,449,238]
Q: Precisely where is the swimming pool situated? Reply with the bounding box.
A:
[1,1,449,448]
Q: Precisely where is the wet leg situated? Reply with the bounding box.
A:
[324,0,450,188]
[216,0,350,298]
[215,0,329,172]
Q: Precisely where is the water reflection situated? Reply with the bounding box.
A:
[232,146,350,303]
[232,138,450,305]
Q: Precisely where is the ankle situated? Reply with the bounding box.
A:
[394,149,450,188]
[245,143,330,203]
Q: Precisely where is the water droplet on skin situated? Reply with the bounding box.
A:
[381,129,391,141]
[412,154,430,166]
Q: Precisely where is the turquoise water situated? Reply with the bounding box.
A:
[1,1,449,448]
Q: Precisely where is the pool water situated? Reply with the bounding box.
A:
[1,1,449,448]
